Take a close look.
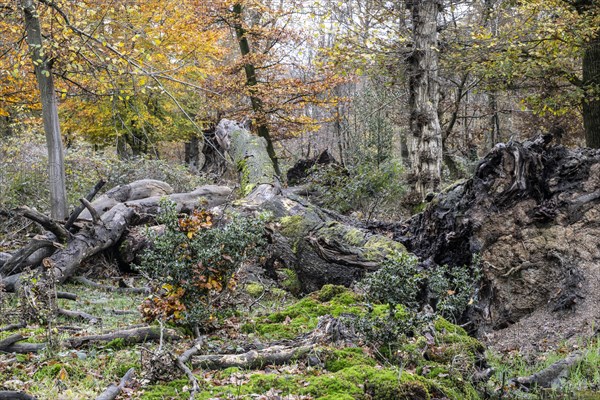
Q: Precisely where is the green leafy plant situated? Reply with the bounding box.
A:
[308,160,405,221]
[136,199,266,329]
[358,252,424,312]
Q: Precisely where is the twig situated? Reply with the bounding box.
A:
[175,338,204,400]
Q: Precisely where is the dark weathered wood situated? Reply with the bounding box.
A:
[58,308,100,324]
[95,368,135,400]
[73,276,149,294]
[0,322,26,332]
[80,197,101,223]
[56,291,77,300]
[175,339,204,399]
[65,179,106,230]
[0,334,24,350]
[510,351,583,389]
[0,391,37,400]
[18,206,70,242]
[0,239,56,275]
[65,326,180,348]
[1,342,45,354]
[79,179,173,220]
[194,344,312,370]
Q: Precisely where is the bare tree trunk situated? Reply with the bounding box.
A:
[232,3,281,177]
[407,0,443,197]
[21,0,68,220]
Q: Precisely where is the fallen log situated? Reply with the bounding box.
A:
[510,351,583,389]
[57,308,100,324]
[193,344,312,370]
[65,326,180,348]
[0,334,24,350]
[65,179,106,230]
[56,291,77,300]
[73,276,150,294]
[0,342,45,354]
[193,314,355,370]
[95,367,136,400]
[0,235,57,275]
[1,184,232,292]
[2,119,402,299]
[0,392,37,400]
[0,322,26,332]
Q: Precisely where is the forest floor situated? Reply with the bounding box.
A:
[2,272,600,400]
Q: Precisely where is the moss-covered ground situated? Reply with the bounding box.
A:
[2,282,599,399]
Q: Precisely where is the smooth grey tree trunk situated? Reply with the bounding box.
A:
[407,0,443,196]
[21,0,68,219]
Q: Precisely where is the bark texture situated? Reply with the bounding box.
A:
[407,0,443,196]
[21,0,68,219]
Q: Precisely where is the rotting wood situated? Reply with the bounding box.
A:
[57,308,100,324]
[95,367,135,400]
[510,351,583,389]
[65,179,106,230]
[0,391,37,400]
[0,322,26,332]
[18,206,70,242]
[65,326,180,348]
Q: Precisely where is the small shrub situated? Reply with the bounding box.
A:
[358,252,424,311]
[427,262,480,323]
[136,199,266,329]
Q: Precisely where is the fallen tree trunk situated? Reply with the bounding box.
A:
[0,184,233,292]
[0,326,180,353]
[1,119,403,296]
[95,368,136,400]
[510,351,583,389]
[0,392,37,400]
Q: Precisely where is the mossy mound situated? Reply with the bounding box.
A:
[242,285,364,340]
